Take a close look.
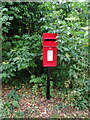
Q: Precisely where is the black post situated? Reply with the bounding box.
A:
[46,67,50,99]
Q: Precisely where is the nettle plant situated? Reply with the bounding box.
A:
[29,74,47,95]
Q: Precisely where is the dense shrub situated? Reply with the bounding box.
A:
[2,2,89,109]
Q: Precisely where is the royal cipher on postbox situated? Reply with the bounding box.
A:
[42,33,58,67]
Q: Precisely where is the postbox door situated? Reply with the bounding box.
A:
[43,47,57,67]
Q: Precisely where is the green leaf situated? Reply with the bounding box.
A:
[12,101,19,108]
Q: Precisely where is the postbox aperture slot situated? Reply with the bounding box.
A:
[44,39,56,41]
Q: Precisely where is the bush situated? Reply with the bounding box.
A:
[2,2,89,110]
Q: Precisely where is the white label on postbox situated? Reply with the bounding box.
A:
[47,50,53,61]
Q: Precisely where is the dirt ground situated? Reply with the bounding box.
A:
[1,85,89,118]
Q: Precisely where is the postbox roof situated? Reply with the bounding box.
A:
[43,33,57,40]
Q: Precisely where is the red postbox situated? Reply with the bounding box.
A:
[42,33,58,67]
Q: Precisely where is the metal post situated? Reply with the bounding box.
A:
[46,67,50,99]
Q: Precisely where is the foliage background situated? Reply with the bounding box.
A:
[1,1,89,110]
